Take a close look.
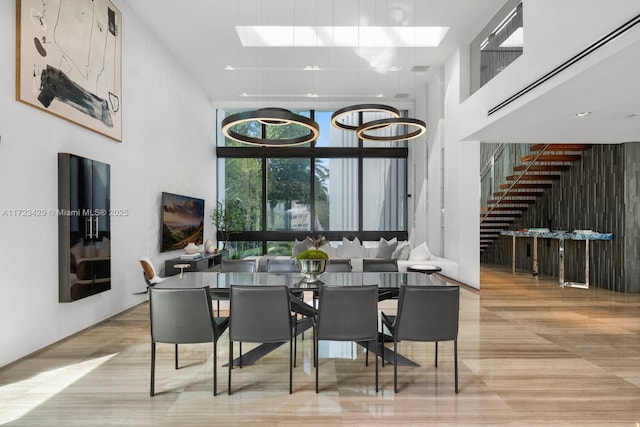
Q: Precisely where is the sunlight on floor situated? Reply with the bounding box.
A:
[0,353,117,424]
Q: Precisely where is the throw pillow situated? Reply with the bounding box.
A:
[392,241,411,260]
[409,242,433,261]
[340,237,364,258]
[317,243,331,257]
[375,237,398,258]
[292,238,310,257]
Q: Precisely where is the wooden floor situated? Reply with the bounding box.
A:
[1,266,640,426]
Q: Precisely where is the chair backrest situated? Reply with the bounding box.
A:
[395,285,459,342]
[149,286,217,344]
[325,259,352,272]
[316,285,379,341]
[363,258,398,272]
[266,258,299,273]
[140,257,157,282]
[229,286,292,343]
[220,259,256,273]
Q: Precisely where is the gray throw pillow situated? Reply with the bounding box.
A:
[375,237,398,258]
[292,239,310,257]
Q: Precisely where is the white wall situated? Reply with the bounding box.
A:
[458,0,640,141]
[0,0,216,367]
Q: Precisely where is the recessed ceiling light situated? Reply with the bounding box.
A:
[240,93,248,97]
[375,93,385,98]
[224,65,235,70]
[574,111,591,117]
[389,66,401,72]
[304,65,321,71]
[306,93,318,98]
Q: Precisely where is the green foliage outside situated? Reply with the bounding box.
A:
[221,111,330,255]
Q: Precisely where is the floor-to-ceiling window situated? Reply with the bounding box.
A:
[216,109,408,258]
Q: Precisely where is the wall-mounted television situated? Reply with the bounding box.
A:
[160,192,205,252]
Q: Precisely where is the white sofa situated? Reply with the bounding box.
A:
[247,238,459,281]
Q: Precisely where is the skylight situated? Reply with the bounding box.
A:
[236,26,449,47]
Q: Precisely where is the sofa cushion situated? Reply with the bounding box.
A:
[392,241,411,260]
[340,237,364,258]
[292,238,310,257]
[375,237,398,258]
[409,242,433,261]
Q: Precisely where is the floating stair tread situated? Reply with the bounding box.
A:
[506,174,561,181]
[530,144,591,152]
[499,183,553,189]
[488,199,536,204]
[513,164,571,172]
[485,206,529,211]
[492,191,544,198]
[482,212,522,217]
[521,154,582,162]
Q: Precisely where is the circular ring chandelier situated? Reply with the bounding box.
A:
[330,104,400,131]
[356,117,427,142]
[221,108,320,146]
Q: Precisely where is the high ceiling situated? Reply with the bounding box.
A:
[127,0,507,106]
[127,0,640,144]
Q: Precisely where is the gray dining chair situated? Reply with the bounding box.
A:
[149,286,229,396]
[362,258,398,272]
[315,285,380,393]
[310,258,353,307]
[325,258,352,272]
[220,259,257,273]
[381,285,460,393]
[228,285,296,394]
[213,259,257,315]
[266,258,299,273]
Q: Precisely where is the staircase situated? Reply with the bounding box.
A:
[480,144,592,252]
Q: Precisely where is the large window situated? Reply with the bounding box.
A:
[216,109,409,258]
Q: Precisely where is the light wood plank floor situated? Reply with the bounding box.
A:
[1,266,640,426]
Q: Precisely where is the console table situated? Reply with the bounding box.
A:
[501,230,613,289]
[164,251,227,276]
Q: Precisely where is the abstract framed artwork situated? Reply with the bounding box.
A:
[16,0,122,142]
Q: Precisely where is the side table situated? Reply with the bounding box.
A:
[407,265,442,274]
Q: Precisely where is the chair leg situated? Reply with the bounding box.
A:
[375,339,379,392]
[293,324,298,368]
[393,340,398,393]
[150,342,156,397]
[228,340,233,395]
[239,342,243,368]
[213,341,217,396]
[174,343,179,370]
[435,341,439,367]
[315,338,319,393]
[365,340,369,366]
[289,339,293,394]
[454,339,458,394]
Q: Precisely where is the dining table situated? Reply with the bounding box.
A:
[154,271,452,367]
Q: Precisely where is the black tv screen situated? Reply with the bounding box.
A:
[160,192,205,252]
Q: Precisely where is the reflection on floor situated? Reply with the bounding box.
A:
[1,266,640,425]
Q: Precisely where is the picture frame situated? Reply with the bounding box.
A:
[16,0,122,142]
[160,192,205,252]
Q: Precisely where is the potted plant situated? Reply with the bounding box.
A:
[296,249,329,282]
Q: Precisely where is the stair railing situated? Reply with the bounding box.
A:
[480,143,550,223]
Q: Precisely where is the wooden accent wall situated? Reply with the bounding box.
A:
[481,143,640,293]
